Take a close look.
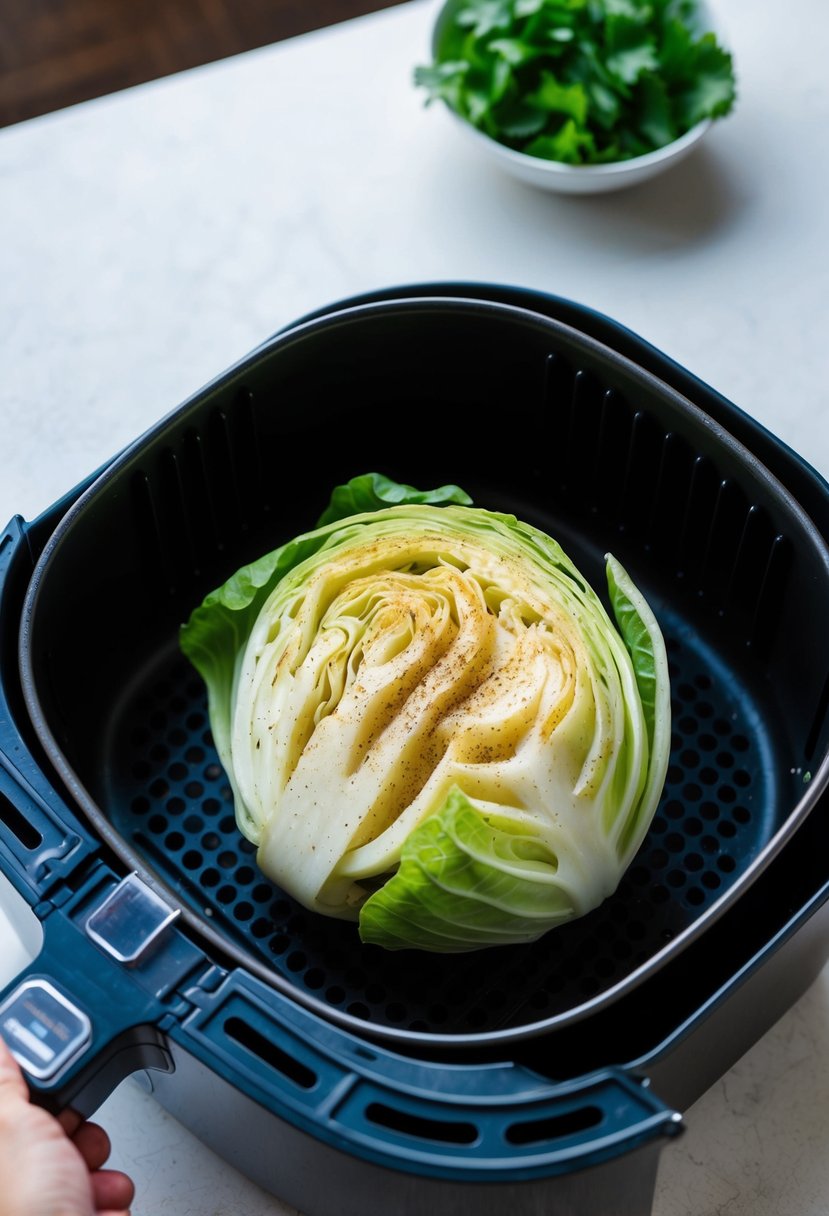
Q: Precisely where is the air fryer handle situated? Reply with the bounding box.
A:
[0,967,173,1119]
[0,867,197,1118]
[0,516,190,1117]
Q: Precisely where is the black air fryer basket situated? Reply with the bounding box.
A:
[1,285,828,1216]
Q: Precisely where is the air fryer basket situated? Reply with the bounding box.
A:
[17,295,829,1052]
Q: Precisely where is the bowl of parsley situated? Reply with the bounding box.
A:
[415,0,737,193]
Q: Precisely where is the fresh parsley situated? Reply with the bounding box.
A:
[415,0,736,164]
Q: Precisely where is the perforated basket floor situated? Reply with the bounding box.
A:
[102,597,776,1039]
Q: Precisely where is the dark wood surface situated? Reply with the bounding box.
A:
[0,0,407,128]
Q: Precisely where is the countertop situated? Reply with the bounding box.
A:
[0,0,827,1212]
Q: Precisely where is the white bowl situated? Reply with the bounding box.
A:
[428,0,719,195]
[443,107,711,194]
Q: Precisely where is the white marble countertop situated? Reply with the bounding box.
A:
[1,0,828,1213]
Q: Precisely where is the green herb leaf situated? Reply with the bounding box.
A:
[673,36,737,126]
[635,71,676,147]
[525,71,589,126]
[525,118,597,163]
[456,0,514,39]
[604,20,659,86]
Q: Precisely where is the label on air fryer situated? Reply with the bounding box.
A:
[0,978,90,1080]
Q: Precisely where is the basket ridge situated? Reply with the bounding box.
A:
[543,352,788,655]
[129,390,268,595]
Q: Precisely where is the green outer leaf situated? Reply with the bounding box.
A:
[359,786,576,952]
[605,553,671,858]
[316,472,472,527]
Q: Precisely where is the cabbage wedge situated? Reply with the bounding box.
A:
[180,473,670,952]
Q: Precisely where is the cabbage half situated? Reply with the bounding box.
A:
[180,473,670,952]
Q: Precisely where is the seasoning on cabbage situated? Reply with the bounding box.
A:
[180,473,671,952]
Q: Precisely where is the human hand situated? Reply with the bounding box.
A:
[0,1034,135,1216]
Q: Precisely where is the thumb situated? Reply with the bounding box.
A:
[0,1033,30,1106]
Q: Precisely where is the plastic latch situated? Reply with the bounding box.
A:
[85,872,179,965]
[0,978,91,1080]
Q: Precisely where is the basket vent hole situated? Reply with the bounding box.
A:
[286,951,306,973]
[352,1045,377,1062]
[0,791,42,850]
[347,1001,371,1019]
[505,1104,603,1146]
[224,1017,316,1090]
[365,1102,478,1146]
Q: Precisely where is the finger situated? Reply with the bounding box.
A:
[71,1120,112,1171]
[90,1167,135,1212]
[58,1106,85,1136]
[0,1034,29,1104]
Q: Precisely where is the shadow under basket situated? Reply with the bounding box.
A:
[1,285,828,1216]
